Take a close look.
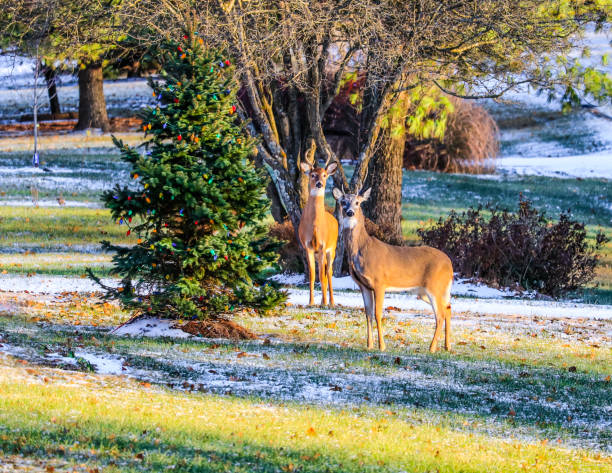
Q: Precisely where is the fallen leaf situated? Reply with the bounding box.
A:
[262,353,270,360]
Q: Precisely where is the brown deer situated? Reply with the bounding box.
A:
[332,187,454,353]
[298,161,339,306]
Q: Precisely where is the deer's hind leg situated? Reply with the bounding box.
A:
[427,291,445,353]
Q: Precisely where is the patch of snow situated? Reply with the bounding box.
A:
[273,273,519,298]
[73,351,124,375]
[269,273,305,286]
[452,279,519,299]
[0,275,117,293]
[112,317,191,339]
[498,149,612,180]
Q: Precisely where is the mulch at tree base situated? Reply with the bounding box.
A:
[181,319,258,340]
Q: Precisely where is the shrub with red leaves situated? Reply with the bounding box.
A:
[418,197,608,297]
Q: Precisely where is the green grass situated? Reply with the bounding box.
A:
[1,301,611,452]
[0,252,113,277]
[0,206,134,250]
[3,360,609,473]
[0,304,611,472]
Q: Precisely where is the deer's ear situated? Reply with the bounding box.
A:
[300,162,312,174]
[332,187,343,201]
[326,162,337,176]
[360,187,372,201]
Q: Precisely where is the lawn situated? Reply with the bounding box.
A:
[0,300,610,472]
[0,140,611,471]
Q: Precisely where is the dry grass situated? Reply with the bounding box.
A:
[0,132,142,152]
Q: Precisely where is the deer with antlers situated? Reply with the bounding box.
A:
[333,187,454,353]
[298,161,339,306]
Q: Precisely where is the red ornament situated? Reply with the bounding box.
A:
[224,60,231,66]
[177,46,183,52]
[127,196,131,200]
[224,255,228,260]
[194,220,199,225]
[231,105,236,114]
[174,98,179,103]
[177,134,182,141]
[183,35,188,40]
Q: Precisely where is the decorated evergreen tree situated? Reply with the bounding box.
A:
[90,36,285,319]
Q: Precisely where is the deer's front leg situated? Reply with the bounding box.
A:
[373,288,386,351]
[306,249,316,306]
[317,252,328,306]
[359,285,374,349]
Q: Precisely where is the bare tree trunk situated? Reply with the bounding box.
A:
[363,129,405,245]
[41,64,61,116]
[75,63,110,132]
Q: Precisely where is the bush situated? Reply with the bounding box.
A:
[417,197,608,297]
[404,98,498,174]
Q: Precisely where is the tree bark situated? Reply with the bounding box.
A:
[41,64,61,116]
[362,131,405,245]
[75,63,110,132]
[362,92,408,245]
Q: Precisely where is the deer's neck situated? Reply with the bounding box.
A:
[343,216,370,253]
[304,191,326,217]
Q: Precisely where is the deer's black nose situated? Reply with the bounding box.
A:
[316,182,323,188]
[346,210,354,217]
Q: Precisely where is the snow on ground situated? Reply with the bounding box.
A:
[112,317,191,339]
[2,273,608,319]
[73,350,124,375]
[498,150,612,180]
[272,273,519,298]
[0,274,117,293]
[288,289,612,320]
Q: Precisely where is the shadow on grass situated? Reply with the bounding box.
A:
[1,315,611,451]
[0,419,363,473]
